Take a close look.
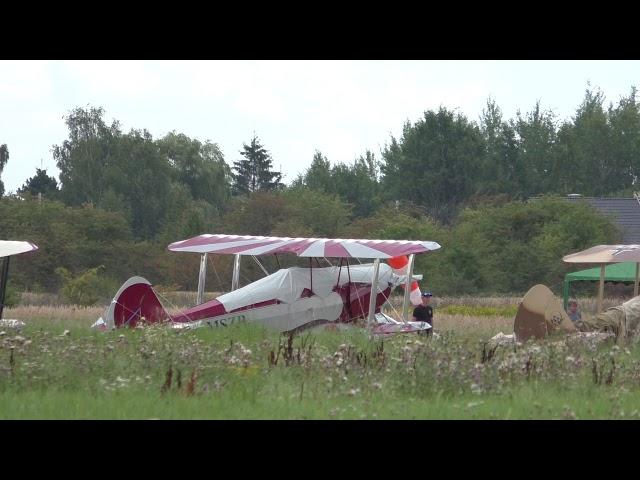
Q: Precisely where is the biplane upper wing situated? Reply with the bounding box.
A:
[0,241,39,259]
[167,234,441,258]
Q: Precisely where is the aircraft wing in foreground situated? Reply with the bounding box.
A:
[0,240,38,323]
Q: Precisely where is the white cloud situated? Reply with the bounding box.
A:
[2,60,640,192]
[0,61,54,102]
[58,60,164,97]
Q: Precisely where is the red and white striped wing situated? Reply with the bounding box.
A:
[168,234,441,258]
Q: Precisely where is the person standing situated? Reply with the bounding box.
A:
[412,292,434,336]
[567,300,582,323]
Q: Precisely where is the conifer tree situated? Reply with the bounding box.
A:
[232,135,283,195]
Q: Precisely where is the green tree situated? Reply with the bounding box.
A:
[514,101,559,195]
[53,106,121,206]
[608,87,640,188]
[381,107,485,223]
[294,150,380,218]
[477,99,522,197]
[278,188,352,237]
[157,182,221,246]
[55,266,119,306]
[330,151,381,218]
[157,131,231,206]
[18,168,59,199]
[53,106,186,240]
[555,86,620,195]
[0,143,9,197]
[292,150,333,192]
[232,135,283,195]
[222,191,290,236]
[106,128,173,239]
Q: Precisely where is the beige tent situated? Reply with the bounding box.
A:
[563,244,640,313]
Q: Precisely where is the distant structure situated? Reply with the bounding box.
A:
[566,194,640,243]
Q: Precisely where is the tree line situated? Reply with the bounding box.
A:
[0,84,636,302]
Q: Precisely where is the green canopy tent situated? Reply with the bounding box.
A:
[563,261,640,310]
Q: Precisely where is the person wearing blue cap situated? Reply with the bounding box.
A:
[412,291,434,336]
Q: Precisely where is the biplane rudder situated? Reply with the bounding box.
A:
[97,276,170,329]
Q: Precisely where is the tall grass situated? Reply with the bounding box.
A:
[3,292,639,419]
[5,305,104,326]
[1,313,639,419]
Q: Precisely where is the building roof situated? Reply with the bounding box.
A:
[566,196,640,243]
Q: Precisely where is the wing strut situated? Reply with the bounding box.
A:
[335,257,343,290]
[197,253,208,305]
[367,258,381,327]
[346,258,352,318]
[251,255,270,276]
[231,254,241,291]
[402,254,415,323]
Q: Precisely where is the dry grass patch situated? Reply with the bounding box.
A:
[4,305,104,325]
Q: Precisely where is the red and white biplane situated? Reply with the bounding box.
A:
[95,234,441,335]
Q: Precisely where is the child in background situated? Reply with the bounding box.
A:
[567,300,581,323]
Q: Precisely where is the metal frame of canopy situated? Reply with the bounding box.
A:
[563,245,640,314]
[0,256,11,321]
[562,262,640,310]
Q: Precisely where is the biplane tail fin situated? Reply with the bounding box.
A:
[514,284,577,342]
[95,276,170,329]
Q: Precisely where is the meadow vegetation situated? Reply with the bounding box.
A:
[2,295,639,420]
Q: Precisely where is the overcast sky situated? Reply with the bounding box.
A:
[1,60,640,192]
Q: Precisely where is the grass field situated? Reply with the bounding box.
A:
[2,295,639,419]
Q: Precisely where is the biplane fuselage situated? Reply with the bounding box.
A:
[103,268,397,333]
